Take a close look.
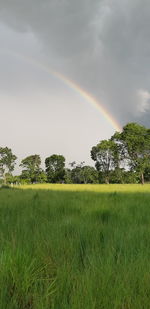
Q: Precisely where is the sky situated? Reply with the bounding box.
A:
[0,0,150,172]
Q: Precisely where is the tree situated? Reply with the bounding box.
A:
[70,162,84,184]
[91,140,120,184]
[144,166,150,182]
[71,164,98,184]
[0,147,17,184]
[5,173,20,185]
[112,123,150,184]
[109,168,125,184]
[45,154,65,183]
[81,166,99,184]
[36,170,47,183]
[20,155,42,183]
[64,168,72,184]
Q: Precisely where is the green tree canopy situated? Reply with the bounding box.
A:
[0,147,17,184]
[70,163,98,184]
[20,155,42,183]
[91,140,120,184]
[45,154,65,183]
[112,123,150,184]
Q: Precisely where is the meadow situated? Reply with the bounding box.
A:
[0,184,150,308]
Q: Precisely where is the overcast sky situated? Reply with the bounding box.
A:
[0,0,150,171]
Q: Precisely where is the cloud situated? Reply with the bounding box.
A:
[0,0,150,126]
[137,89,150,113]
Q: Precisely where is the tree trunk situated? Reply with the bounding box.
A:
[141,173,144,185]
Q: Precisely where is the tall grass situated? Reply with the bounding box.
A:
[0,185,150,308]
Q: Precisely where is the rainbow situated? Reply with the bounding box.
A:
[0,49,122,132]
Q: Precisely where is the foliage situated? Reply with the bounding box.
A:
[71,164,98,184]
[0,147,17,184]
[112,123,150,184]
[144,166,150,182]
[81,165,99,183]
[64,168,73,184]
[108,168,125,184]
[5,173,20,185]
[71,165,84,184]
[20,155,42,183]
[91,140,120,183]
[45,154,65,183]
[1,121,150,185]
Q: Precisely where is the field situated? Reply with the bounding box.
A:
[0,184,150,308]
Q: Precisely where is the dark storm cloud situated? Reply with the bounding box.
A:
[0,0,150,126]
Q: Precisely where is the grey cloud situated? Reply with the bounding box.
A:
[0,0,150,126]
[0,0,99,57]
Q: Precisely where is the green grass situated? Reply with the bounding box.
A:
[0,184,150,308]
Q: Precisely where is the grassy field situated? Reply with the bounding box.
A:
[0,184,150,308]
[19,183,150,192]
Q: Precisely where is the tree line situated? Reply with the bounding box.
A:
[0,122,150,185]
